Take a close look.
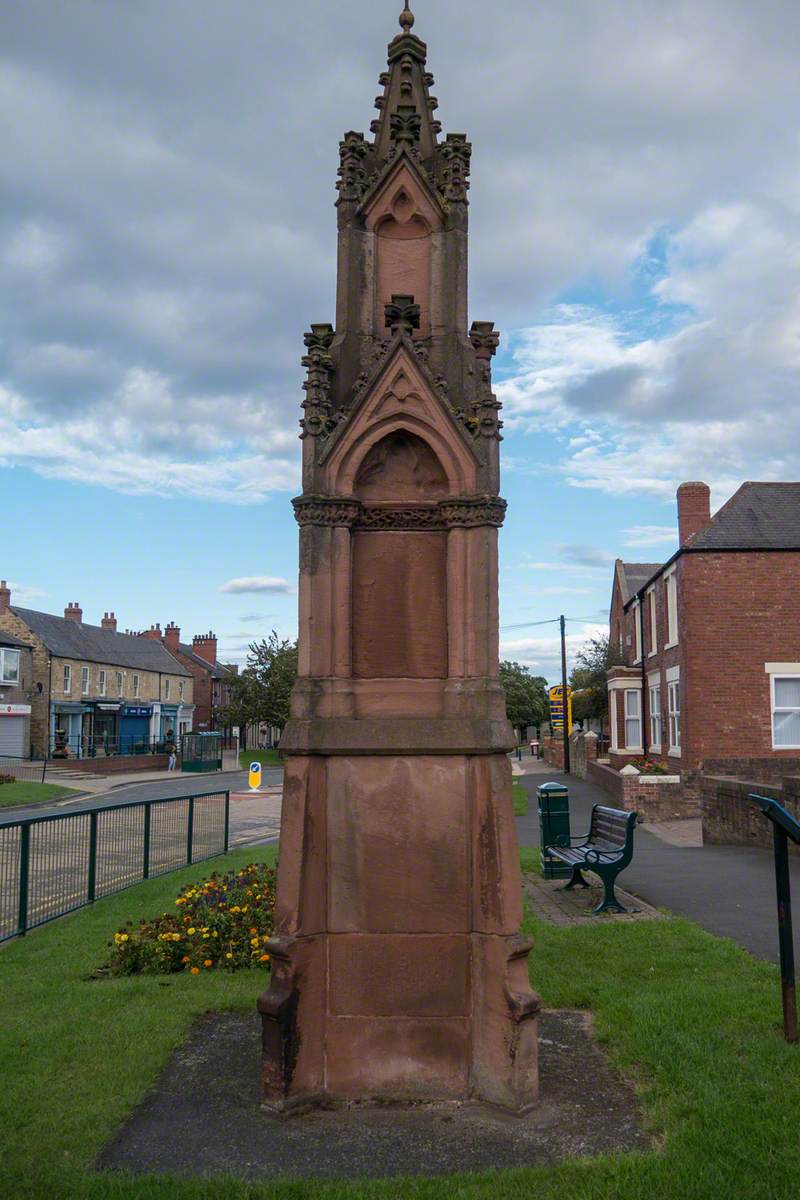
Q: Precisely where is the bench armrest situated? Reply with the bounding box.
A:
[554,834,589,847]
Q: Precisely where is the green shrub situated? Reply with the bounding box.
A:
[106,861,276,977]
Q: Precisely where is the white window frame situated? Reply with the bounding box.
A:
[647,587,657,656]
[632,599,642,664]
[99,669,106,696]
[665,567,678,649]
[164,678,171,700]
[81,666,90,695]
[133,674,140,698]
[648,673,661,750]
[609,689,618,751]
[63,664,72,695]
[666,665,681,755]
[624,688,642,752]
[0,647,20,684]
[766,666,800,750]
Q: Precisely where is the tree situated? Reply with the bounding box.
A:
[569,634,626,728]
[499,660,549,741]
[219,631,298,737]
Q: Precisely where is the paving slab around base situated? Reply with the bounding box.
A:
[96,1010,650,1182]
[524,870,664,926]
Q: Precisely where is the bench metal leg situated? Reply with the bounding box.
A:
[562,865,590,890]
[593,872,628,915]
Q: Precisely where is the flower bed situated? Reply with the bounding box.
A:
[106,861,276,976]
[628,757,670,775]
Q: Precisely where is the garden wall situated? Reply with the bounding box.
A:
[586,759,690,821]
[701,774,800,852]
[48,754,172,775]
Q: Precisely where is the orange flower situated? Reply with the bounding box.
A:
[203,959,213,968]
[181,955,190,964]
[190,967,200,975]
[259,953,270,962]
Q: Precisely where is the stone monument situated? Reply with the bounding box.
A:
[258,3,540,1111]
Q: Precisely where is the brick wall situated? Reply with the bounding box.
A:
[48,753,172,775]
[569,730,598,780]
[701,774,800,852]
[586,760,690,820]
[542,733,564,770]
[681,551,800,769]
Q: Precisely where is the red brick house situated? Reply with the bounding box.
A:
[607,481,800,782]
[138,625,236,732]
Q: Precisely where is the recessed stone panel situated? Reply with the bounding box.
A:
[327,755,468,933]
[329,934,469,1016]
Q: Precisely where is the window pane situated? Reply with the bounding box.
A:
[625,690,640,717]
[3,650,20,681]
[625,717,641,747]
[774,710,800,747]
[775,678,800,709]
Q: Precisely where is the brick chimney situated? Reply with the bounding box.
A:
[164,621,181,651]
[139,623,162,642]
[677,481,712,546]
[101,612,118,632]
[64,601,83,624]
[0,581,10,616]
[192,631,218,665]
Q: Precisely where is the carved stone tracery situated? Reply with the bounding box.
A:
[293,495,507,529]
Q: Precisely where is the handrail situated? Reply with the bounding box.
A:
[0,789,230,830]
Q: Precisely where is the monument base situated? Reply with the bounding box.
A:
[258,751,540,1113]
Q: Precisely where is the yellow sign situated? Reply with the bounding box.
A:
[548,685,573,732]
[248,761,263,791]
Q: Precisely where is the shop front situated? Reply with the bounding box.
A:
[92,702,121,756]
[0,703,31,757]
[159,705,179,743]
[51,701,92,757]
[119,705,153,755]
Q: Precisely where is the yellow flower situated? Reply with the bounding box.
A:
[225,952,233,960]
[250,937,259,947]
[187,927,196,935]
[172,933,181,941]
[119,933,129,942]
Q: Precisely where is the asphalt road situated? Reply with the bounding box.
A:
[517,768,800,967]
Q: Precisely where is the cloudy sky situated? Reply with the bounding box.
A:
[2,0,798,680]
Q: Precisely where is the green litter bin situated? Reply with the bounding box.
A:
[538,781,572,879]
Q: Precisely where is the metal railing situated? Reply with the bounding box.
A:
[0,756,48,785]
[0,789,230,942]
[48,735,175,760]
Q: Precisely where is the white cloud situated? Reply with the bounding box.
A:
[218,577,292,595]
[622,525,676,547]
[500,623,608,684]
[7,581,47,602]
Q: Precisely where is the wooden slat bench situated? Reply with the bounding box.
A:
[545,804,638,914]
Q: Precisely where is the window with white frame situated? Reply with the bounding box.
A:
[0,648,20,683]
[165,678,171,700]
[668,676,681,753]
[81,666,89,695]
[99,669,106,696]
[133,674,140,698]
[772,677,800,749]
[649,681,661,749]
[633,600,642,663]
[63,664,72,694]
[648,588,657,655]
[624,689,642,749]
[665,570,678,646]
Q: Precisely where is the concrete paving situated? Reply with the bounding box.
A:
[516,761,800,966]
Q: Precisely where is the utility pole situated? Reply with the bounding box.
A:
[560,614,570,775]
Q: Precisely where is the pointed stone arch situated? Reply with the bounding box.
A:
[324,345,478,496]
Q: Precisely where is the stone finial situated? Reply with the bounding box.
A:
[385,294,421,336]
[399,3,415,33]
[619,764,641,777]
[469,321,500,360]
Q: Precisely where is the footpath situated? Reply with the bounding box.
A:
[516,758,800,967]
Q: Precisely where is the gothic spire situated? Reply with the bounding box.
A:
[370,2,441,160]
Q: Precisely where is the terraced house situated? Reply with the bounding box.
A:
[0,583,193,758]
[0,626,33,757]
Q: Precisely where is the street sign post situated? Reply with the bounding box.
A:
[748,793,800,1043]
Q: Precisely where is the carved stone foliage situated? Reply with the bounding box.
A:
[384,293,421,336]
[390,104,422,145]
[436,133,472,203]
[337,131,369,202]
[293,495,507,529]
[300,324,339,440]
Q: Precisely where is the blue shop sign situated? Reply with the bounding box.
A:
[123,706,152,718]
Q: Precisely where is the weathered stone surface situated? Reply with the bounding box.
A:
[260,4,537,1110]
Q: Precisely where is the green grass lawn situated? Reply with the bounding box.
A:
[0,780,81,807]
[239,748,282,770]
[512,780,528,817]
[2,844,800,1198]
